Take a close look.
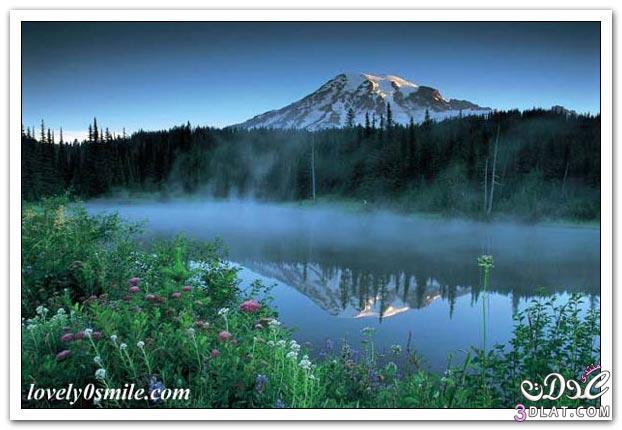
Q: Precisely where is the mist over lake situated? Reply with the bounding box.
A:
[86,198,600,371]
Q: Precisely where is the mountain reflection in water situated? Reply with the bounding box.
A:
[86,199,600,371]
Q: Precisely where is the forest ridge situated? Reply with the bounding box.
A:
[21,106,600,221]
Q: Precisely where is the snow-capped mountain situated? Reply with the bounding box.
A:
[233,72,491,130]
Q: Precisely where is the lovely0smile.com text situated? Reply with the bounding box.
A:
[26,383,191,406]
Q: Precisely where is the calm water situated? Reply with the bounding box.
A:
[86,199,600,371]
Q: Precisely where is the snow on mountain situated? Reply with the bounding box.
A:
[233,72,491,130]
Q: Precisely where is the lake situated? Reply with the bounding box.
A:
[86,199,600,372]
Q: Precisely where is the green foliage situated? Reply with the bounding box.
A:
[22,108,600,222]
[21,200,601,409]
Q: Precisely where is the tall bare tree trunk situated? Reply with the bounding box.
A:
[311,137,316,201]
[561,160,569,199]
[483,157,489,213]
[487,125,500,216]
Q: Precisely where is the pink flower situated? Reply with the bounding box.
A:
[74,331,85,340]
[171,292,182,299]
[182,285,192,292]
[145,294,156,302]
[92,331,102,340]
[210,349,220,358]
[129,277,141,287]
[240,299,262,313]
[129,286,140,293]
[56,350,71,361]
[218,330,232,342]
[60,333,74,343]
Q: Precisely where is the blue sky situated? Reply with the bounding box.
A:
[22,21,600,140]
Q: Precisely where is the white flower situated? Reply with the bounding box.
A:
[268,319,281,329]
[84,328,94,338]
[299,358,312,370]
[94,356,103,366]
[119,343,128,351]
[187,328,196,337]
[56,308,66,315]
[35,306,49,316]
[289,341,301,353]
[110,334,118,344]
[276,340,286,348]
[217,308,230,316]
[286,351,298,360]
[267,340,275,347]
[361,327,375,336]
[137,341,145,349]
[95,368,107,380]
[390,344,402,354]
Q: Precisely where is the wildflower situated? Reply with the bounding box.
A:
[218,330,232,342]
[289,341,301,353]
[276,340,286,348]
[255,374,268,393]
[148,376,165,406]
[56,350,71,361]
[35,305,49,316]
[56,308,66,316]
[477,255,495,270]
[268,319,281,329]
[94,356,103,366]
[217,307,230,317]
[129,286,140,294]
[95,368,107,381]
[171,292,182,299]
[196,320,207,329]
[119,343,128,351]
[110,334,118,344]
[137,341,145,349]
[92,331,102,340]
[267,340,275,347]
[187,328,196,337]
[182,285,192,292]
[286,351,298,360]
[390,344,402,354]
[84,328,94,338]
[74,331,86,340]
[274,398,286,408]
[240,299,262,313]
[145,294,156,302]
[299,356,312,370]
[210,349,220,358]
[128,277,141,287]
[361,327,375,336]
[60,333,74,343]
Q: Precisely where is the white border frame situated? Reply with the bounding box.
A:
[9,9,613,421]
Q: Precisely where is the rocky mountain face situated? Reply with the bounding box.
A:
[233,72,491,130]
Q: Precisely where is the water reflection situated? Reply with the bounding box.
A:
[85,199,600,371]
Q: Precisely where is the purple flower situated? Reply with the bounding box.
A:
[56,350,71,361]
[274,398,286,408]
[129,277,141,287]
[148,376,165,405]
[60,333,74,343]
[129,286,140,293]
[171,292,182,299]
[255,374,268,393]
[240,299,262,313]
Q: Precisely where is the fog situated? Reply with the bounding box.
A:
[85,198,600,297]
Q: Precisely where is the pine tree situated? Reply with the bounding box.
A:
[386,103,393,129]
[346,108,356,128]
[93,117,99,143]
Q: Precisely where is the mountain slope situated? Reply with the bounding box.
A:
[233,72,491,130]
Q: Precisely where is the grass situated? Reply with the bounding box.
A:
[21,196,601,408]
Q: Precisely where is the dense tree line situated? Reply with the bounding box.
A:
[21,107,600,220]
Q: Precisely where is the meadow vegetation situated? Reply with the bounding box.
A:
[22,197,601,408]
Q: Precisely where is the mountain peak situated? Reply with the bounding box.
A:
[233,72,491,130]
